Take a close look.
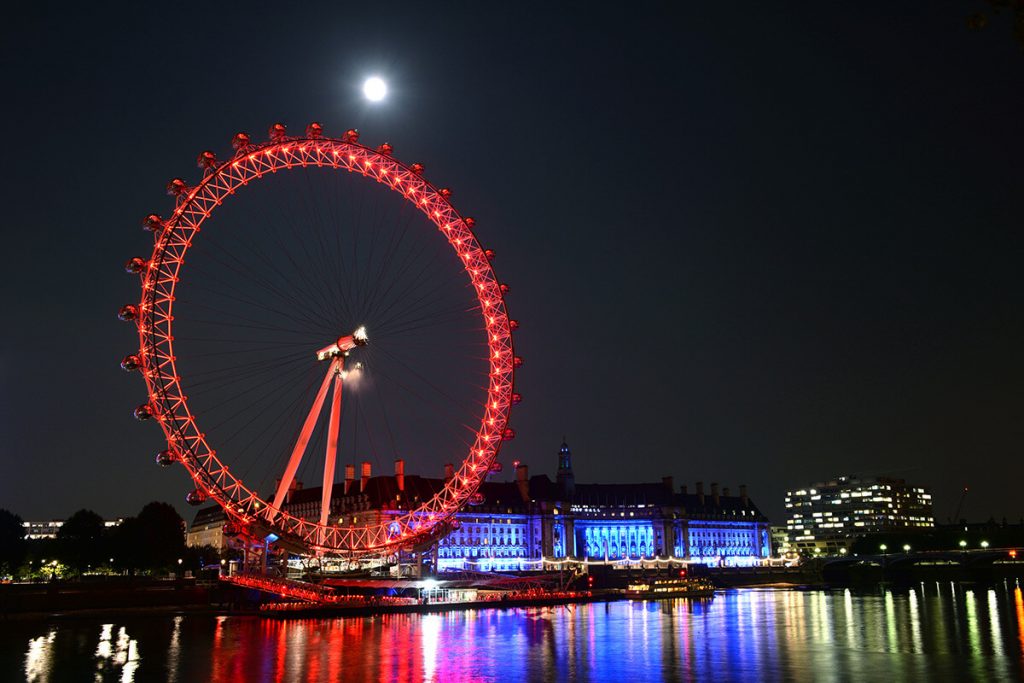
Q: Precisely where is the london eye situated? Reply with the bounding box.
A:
[119,123,518,559]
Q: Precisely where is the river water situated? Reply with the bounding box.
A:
[3,582,1023,682]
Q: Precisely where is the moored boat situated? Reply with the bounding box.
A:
[624,576,715,599]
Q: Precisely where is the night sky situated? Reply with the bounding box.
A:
[1,3,1022,526]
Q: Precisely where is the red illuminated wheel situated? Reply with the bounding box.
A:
[119,123,517,556]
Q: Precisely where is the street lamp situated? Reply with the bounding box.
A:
[980,541,989,549]
[959,540,967,549]
[879,544,888,553]
[902,544,911,552]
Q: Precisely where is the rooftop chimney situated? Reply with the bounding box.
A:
[723,486,730,499]
[662,476,674,494]
[696,481,705,506]
[515,463,529,502]
[681,484,688,496]
[395,459,405,492]
[360,461,371,493]
[444,463,454,480]
[344,464,355,494]
[275,477,303,504]
[711,482,720,507]
[740,484,749,507]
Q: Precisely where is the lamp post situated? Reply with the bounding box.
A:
[980,540,989,549]
[902,544,911,553]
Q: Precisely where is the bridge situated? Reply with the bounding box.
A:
[817,548,1023,583]
[822,547,1020,569]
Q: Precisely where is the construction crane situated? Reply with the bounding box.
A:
[952,486,969,524]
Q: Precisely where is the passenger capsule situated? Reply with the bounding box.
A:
[376,142,393,155]
[186,489,207,506]
[439,188,452,199]
[509,319,519,331]
[133,403,154,421]
[118,304,139,322]
[124,257,147,274]
[468,493,485,506]
[305,122,323,139]
[196,150,217,169]
[142,214,164,233]
[511,392,522,404]
[222,522,241,536]
[268,122,287,141]
[155,449,176,467]
[488,461,503,473]
[513,356,523,368]
[343,129,359,143]
[502,428,516,441]
[484,249,496,260]
[231,132,251,150]
[166,178,188,197]
[409,163,425,175]
[464,217,476,228]
[499,283,511,295]
[120,354,141,372]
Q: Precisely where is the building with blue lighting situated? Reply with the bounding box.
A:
[188,441,771,571]
[432,441,771,571]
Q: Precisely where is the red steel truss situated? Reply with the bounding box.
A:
[124,124,516,558]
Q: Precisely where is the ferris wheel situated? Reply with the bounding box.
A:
[118,123,519,557]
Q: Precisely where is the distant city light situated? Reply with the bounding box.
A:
[363,77,387,102]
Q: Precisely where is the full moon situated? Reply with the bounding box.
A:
[363,77,387,102]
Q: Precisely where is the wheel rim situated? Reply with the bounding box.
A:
[134,132,515,555]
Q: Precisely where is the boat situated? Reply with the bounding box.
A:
[624,576,715,599]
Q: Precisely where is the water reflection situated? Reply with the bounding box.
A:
[6,583,1024,682]
[94,623,140,682]
[908,587,922,653]
[24,628,55,682]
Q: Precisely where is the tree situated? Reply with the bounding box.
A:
[57,509,106,574]
[0,509,27,577]
[110,516,145,574]
[135,502,186,571]
[183,543,222,574]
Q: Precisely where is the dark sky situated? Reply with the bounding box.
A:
[1,2,1021,526]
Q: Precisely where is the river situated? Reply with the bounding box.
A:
[3,582,1023,682]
